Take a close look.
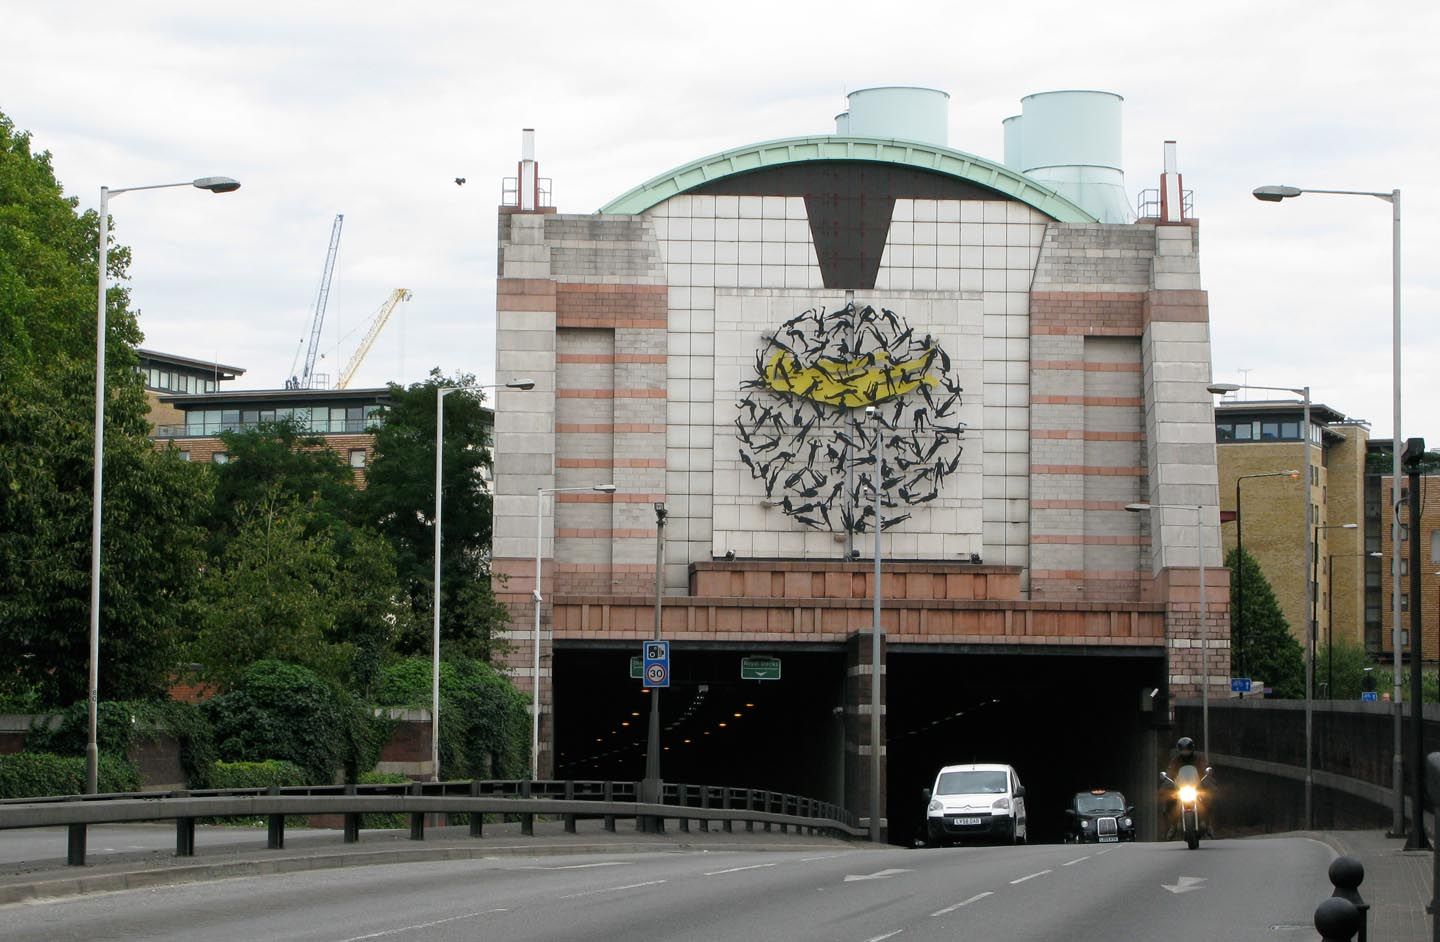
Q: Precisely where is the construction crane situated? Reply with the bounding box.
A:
[336,289,412,389]
[287,213,344,389]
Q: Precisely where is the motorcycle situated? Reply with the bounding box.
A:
[1159,764,1212,849]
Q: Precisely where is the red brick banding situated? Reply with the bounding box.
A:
[556,283,668,330]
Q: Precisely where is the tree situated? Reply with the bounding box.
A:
[363,371,508,661]
[1227,547,1304,698]
[0,111,211,706]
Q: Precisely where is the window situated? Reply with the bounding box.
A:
[349,449,367,468]
[1432,529,1440,564]
[1400,559,1409,577]
[212,452,230,465]
[1261,422,1280,441]
[1280,421,1299,439]
[1401,593,1409,612]
[178,451,191,462]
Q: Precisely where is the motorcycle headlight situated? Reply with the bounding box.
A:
[1178,785,1198,803]
[991,797,1011,812]
[927,799,943,814]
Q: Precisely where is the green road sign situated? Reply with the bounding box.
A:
[740,656,781,681]
[630,657,642,680]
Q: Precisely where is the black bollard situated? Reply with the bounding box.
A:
[1328,856,1369,942]
[1315,896,1361,942]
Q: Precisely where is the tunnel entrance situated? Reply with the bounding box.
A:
[887,646,1166,846]
[553,644,848,802]
[553,641,1166,845]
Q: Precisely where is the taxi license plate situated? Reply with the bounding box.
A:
[1099,836,1119,843]
[954,817,982,826]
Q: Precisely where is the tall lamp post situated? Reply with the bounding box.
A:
[431,381,533,781]
[1209,380,1314,827]
[864,405,885,843]
[1230,469,1300,676]
[88,176,240,795]
[1127,503,1210,757]
[1253,182,1405,837]
[1326,551,1382,696]
[532,482,616,781]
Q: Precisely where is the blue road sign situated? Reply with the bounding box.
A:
[643,640,670,689]
[1230,678,1253,693]
[1361,691,1379,702]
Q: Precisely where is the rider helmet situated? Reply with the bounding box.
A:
[1176,736,1195,757]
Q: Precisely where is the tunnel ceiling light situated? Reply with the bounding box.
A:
[718,722,727,728]
[734,712,743,717]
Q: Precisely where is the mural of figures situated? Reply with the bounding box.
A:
[734,303,967,533]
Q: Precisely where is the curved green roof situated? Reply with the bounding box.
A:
[598,135,1098,223]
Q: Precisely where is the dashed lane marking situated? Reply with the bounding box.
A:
[1009,869,1052,884]
[864,931,904,941]
[334,908,510,941]
[1063,856,1091,866]
[930,891,993,916]
[704,863,778,876]
[557,880,667,900]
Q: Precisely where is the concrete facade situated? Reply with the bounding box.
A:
[490,92,1229,825]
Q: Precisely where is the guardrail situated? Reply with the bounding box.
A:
[0,779,864,866]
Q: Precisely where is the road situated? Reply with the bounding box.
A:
[2,837,1334,941]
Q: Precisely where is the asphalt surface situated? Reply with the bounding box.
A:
[0,823,1434,939]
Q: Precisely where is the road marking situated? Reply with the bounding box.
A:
[844,868,914,882]
[557,880,667,900]
[864,931,904,941]
[1009,869,1052,884]
[1063,855,1091,866]
[1162,876,1207,894]
[800,854,845,862]
[705,863,777,876]
[520,861,628,870]
[930,891,993,916]
[335,908,510,940]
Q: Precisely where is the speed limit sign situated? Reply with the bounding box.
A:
[642,641,670,688]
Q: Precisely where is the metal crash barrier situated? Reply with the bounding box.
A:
[0,779,865,866]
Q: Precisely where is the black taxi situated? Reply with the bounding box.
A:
[1062,788,1135,843]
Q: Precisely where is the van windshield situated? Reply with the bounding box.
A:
[936,770,1008,795]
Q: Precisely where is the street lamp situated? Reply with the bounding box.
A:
[1228,469,1300,676]
[87,176,240,794]
[1326,551,1383,697]
[430,380,534,781]
[1126,503,1210,758]
[532,482,616,781]
[1209,380,1315,825]
[870,407,886,842]
[1253,182,1405,836]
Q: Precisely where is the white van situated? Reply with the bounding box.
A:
[923,763,1027,846]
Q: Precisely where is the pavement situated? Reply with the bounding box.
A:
[0,821,1433,939]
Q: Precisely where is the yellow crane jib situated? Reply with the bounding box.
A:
[336,289,412,389]
[762,348,939,408]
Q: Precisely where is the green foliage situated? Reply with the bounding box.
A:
[1315,639,1374,700]
[27,699,218,789]
[1371,666,1440,703]
[357,771,413,829]
[374,656,530,779]
[202,660,382,784]
[364,372,509,662]
[1227,547,1305,698]
[0,752,138,798]
[0,110,212,707]
[208,759,308,790]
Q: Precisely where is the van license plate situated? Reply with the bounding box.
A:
[1099,836,1119,843]
[955,817,981,826]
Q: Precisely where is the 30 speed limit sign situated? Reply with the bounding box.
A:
[642,641,670,688]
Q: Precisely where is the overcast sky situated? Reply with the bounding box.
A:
[5,1,1435,443]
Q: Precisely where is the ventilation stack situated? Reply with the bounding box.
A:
[1002,90,1132,223]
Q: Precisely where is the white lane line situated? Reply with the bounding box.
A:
[800,854,845,862]
[1063,855,1091,866]
[865,931,904,942]
[930,891,993,916]
[557,880,667,900]
[520,861,628,870]
[1009,869,1052,884]
[705,863,778,876]
[335,908,510,941]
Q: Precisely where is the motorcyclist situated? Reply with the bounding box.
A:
[1162,737,1216,838]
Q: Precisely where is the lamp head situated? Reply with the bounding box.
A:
[1253,185,1302,202]
[192,176,241,193]
[1207,383,1241,395]
[506,379,536,390]
[1124,503,1151,513]
[593,484,617,493]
